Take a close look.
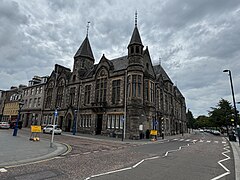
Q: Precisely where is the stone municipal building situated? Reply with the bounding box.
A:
[22,16,187,139]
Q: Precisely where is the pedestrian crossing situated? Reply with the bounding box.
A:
[171,138,226,144]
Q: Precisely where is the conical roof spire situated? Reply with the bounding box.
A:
[74,22,94,60]
[74,36,94,60]
[128,11,143,47]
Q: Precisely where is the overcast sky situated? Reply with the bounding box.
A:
[0,0,240,117]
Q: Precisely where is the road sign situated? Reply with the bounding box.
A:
[54,110,58,117]
[31,125,42,133]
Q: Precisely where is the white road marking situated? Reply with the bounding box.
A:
[83,152,91,155]
[173,139,178,141]
[70,154,79,157]
[214,141,219,143]
[185,139,191,142]
[222,141,226,144]
[163,143,190,157]
[199,139,204,142]
[207,140,211,143]
[0,168,7,173]
[210,144,231,180]
[85,156,160,180]
[179,139,184,141]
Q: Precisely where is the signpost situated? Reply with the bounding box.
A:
[50,109,58,148]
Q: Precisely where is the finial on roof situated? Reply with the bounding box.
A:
[86,21,90,37]
[135,10,138,27]
[159,57,162,65]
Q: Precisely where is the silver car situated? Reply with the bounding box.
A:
[43,125,62,135]
[0,122,10,129]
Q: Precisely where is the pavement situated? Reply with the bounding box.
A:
[1,128,240,180]
[229,138,240,180]
[0,129,67,168]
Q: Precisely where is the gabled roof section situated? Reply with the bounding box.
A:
[128,26,143,47]
[74,36,94,60]
[153,65,173,84]
[110,55,128,71]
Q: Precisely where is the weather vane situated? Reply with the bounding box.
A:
[135,10,138,27]
[86,21,90,37]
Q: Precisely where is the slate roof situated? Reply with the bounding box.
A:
[110,55,128,71]
[74,36,94,60]
[128,27,143,46]
[153,64,172,83]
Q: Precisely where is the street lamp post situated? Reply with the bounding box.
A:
[223,69,238,128]
[13,101,24,136]
[73,110,77,135]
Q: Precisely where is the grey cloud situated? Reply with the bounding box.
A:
[0,0,240,117]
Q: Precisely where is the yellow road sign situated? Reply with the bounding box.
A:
[31,125,42,133]
[150,130,158,135]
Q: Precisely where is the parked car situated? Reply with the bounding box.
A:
[0,122,10,129]
[10,121,23,129]
[43,125,62,135]
[212,130,221,136]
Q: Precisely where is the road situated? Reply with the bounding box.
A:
[0,129,235,180]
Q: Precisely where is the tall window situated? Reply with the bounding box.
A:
[145,80,154,102]
[145,80,149,101]
[70,87,75,105]
[150,81,154,102]
[96,78,107,102]
[31,88,34,95]
[33,98,37,107]
[127,76,131,97]
[132,75,137,97]
[37,97,41,107]
[45,87,53,108]
[56,81,64,108]
[138,75,141,97]
[112,80,120,104]
[128,75,142,98]
[84,85,91,104]
[40,87,43,94]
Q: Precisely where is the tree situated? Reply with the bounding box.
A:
[186,109,196,129]
[195,115,212,128]
[208,99,235,130]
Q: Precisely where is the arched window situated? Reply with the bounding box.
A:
[56,80,65,107]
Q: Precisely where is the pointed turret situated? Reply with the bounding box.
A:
[128,26,143,46]
[74,36,94,61]
[128,11,143,57]
[73,22,94,77]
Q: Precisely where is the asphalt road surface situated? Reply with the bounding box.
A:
[0,129,235,180]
